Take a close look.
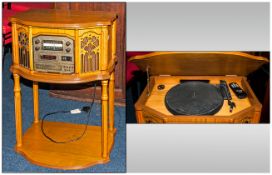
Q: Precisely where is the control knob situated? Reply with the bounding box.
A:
[66,48,71,53]
[35,46,40,51]
[35,39,40,44]
[66,41,71,46]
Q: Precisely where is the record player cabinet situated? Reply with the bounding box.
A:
[129,52,269,124]
[9,9,117,169]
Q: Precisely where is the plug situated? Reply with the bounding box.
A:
[70,108,81,114]
[81,106,91,113]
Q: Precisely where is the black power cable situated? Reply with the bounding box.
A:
[41,83,96,144]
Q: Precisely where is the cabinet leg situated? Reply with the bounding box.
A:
[101,80,109,158]
[33,81,39,123]
[109,73,115,132]
[13,74,22,147]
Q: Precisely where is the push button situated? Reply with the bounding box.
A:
[157,84,165,90]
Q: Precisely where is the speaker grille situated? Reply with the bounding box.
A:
[18,31,30,68]
[80,32,100,73]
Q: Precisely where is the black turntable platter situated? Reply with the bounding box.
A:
[165,81,224,115]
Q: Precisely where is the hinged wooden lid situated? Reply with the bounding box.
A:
[129,52,269,76]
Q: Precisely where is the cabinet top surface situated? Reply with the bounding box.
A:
[10,9,117,28]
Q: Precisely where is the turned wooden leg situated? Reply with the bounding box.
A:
[33,81,39,123]
[101,80,109,158]
[13,74,22,147]
[109,73,115,132]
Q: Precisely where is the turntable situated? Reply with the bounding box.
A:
[129,52,269,123]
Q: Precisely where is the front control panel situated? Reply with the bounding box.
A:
[33,35,74,74]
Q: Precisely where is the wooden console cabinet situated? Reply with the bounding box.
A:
[10,9,117,169]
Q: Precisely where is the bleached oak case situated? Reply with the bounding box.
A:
[129,52,268,124]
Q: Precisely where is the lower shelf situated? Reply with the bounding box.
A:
[15,121,116,170]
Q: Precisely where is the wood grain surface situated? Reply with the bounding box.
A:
[10,9,117,28]
[129,52,269,76]
[15,122,116,170]
[10,65,112,84]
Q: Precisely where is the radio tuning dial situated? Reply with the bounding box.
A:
[66,41,71,46]
[66,48,71,53]
[35,39,40,44]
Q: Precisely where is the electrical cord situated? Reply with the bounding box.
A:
[41,83,96,144]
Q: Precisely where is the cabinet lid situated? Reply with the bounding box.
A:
[10,9,117,28]
[128,52,269,76]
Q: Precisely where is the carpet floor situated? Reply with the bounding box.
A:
[2,53,126,172]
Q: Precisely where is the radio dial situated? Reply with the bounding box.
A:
[35,46,40,51]
[35,39,40,44]
[66,41,71,46]
[66,48,71,53]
